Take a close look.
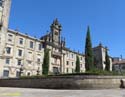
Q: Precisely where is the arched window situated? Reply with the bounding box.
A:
[27,72,30,76]
[55,31,58,35]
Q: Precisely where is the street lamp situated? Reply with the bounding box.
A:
[37,67,40,75]
[19,64,23,77]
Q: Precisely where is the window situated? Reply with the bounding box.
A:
[30,41,33,48]
[81,64,82,68]
[29,52,32,54]
[28,61,32,64]
[81,57,82,60]
[8,34,13,42]
[27,72,31,76]
[18,49,22,56]
[6,47,11,54]
[38,44,42,50]
[72,68,74,73]
[54,58,57,64]
[72,54,74,58]
[72,62,74,66]
[16,71,20,78]
[122,66,125,69]
[67,68,69,73]
[0,34,1,41]
[53,67,59,74]
[66,61,69,65]
[37,58,40,62]
[55,31,58,35]
[17,60,21,65]
[67,53,69,57]
[3,70,9,77]
[6,58,10,64]
[19,38,23,44]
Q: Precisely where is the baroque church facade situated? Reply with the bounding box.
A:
[0,0,112,78]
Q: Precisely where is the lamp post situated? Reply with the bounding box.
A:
[19,64,23,77]
[37,67,40,75]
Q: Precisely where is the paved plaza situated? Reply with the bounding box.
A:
[0,87,124,97]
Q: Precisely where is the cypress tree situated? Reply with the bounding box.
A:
[42,49,50,75]
[85,26,94,71]
[75,56,80,73]
[105,49,110,71]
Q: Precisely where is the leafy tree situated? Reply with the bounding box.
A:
[105,49,110,71]
[85,26,94,71]
[42,49,50,75]
[75,56,80,73]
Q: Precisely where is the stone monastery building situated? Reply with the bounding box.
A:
[0,0,112,78]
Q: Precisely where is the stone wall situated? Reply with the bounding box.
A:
[0,75,125,89]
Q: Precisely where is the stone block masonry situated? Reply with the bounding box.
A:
[0,75,125,89]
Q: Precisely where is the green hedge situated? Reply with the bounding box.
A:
[19,70,124,79]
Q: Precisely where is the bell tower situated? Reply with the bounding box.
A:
[50,18,62,46]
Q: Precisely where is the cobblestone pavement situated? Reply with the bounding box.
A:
[0,87,125,97]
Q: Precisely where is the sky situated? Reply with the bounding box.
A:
[9,0,125,58]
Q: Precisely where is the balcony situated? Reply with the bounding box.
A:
[52,63,60,66]
[52,51,61,57]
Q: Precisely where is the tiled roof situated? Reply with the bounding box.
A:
[113,60,125,65]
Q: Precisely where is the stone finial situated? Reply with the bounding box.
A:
[64,37,65,41]
[105,46,107,49]
[51,18,62,31]
[15,27,19,32]
[105,46,109,51]
[53,18,59,25]
[99,42,102,47]
[25,33,28,35]
[46,30,49,34]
